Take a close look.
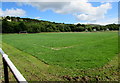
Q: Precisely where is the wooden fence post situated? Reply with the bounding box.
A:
[3,58,9,83]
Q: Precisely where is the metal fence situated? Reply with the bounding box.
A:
[0,48,28,83]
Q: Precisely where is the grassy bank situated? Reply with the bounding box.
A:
[2,32,118,81]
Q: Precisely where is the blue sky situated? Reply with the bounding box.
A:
[1,1,118,25]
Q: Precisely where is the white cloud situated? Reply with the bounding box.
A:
[0,9,3,16]
[75,18,118,25]
[73,2,111,21]
[74,14,97,21]
[23,2,69,12]
[34,17,41,19]
[2,0,119,2]
[96,18,118,25]
[0,8,26,17]
[20,1,112,22]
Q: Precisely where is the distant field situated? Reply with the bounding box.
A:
[2,32,118,69]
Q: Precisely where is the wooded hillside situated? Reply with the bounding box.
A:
[1,16,119,33]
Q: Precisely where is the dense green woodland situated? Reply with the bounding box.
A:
[1,16,119,33]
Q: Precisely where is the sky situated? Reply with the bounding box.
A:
[0,1,119,25]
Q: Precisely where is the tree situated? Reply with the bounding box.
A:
[6,16,11,20]
[2,16,119,33]
[19,22,26,31]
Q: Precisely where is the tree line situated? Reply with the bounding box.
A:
[1,16,119,33]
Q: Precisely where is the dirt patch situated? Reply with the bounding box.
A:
[62,56,118,81]
[41,45,74,50]
[51,46,74,50]
[51,48,60,50]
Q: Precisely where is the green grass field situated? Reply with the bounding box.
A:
[2,32,119,81]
